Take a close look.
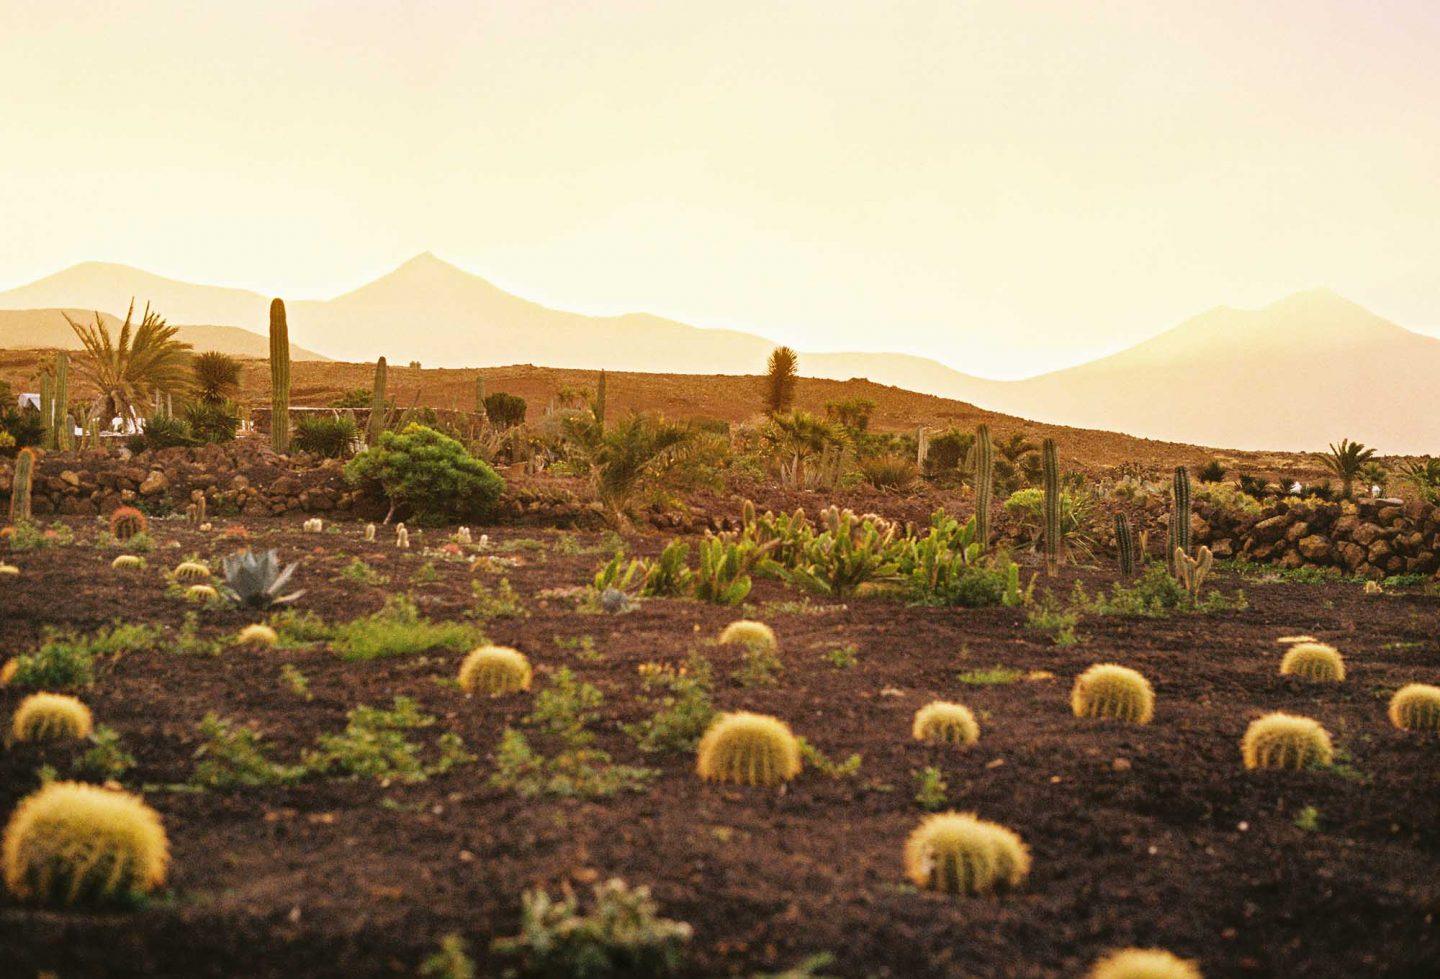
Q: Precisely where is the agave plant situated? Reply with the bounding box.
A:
[218,549,303,609]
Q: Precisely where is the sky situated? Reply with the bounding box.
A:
[2,0,1437,378]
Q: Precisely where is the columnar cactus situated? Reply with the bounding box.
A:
[2,781,169,905]
[1173,545,1213,600]
[1088,948,1203,979]
[269,298,290,453]
[1241,712,1333,770]
[1279,642,1345,683]
[39,373,52,449]
[1071,663,1155,724]
[595,369,607,428]
[696,712,802,786]
[458,645,532,696]
[915,426,929,469]
[11,693,93,743]
[9,447,35,523]
[974,424,993,549]
[1114,512,1136,576]
[903,811,1030,895]
[912,702,980,746]
[1388,683,1440,732]
[368,356,387,445]
[1042,437,1061,573]
[52,352,70,450]
[1168,466,1191,569]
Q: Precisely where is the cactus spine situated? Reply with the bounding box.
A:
[268,298,290,453]
[52,352,70,450]
[595,369,607,429]
[1114,512,1135,576]
[974,425,993,550]
[368,356,387,445]
[1042,438,1062,573]
[10,447,35,523]
[1168,466,1191,570]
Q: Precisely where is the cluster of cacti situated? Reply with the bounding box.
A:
[696,712,802,786]
[1041,437,1061,573]
[368,356,387,445]
[2,781,168,904]
[1279,642,1345,683]
[903,811,1030,895]
[9,447,35,524]
[1088,948,1203,979]
[717,620,776,652]
[1173,545,1213,600]
[1071,663,1155,724]
[235,624,279,648]
[111,554,144,571]
[1241,712,1333,770]
[109,506,147,541]
[173,561,212,583]
[458,645,532,696]
[185,490,207,527]
[269,298,291,453]
[1115,512,1136,577]
[10,692,93,743]
[455,526,473,545]
[1168,466,1191,569]
[1388,683,1440,732]
[973,424,993,549]
[303,518,323,533]
[396,523,410,549]
[912,702,979,746]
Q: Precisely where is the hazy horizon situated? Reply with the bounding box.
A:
[4,1,1439,378]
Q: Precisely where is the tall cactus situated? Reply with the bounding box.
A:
[39,373,53,450]
[52,352,70,450]
[10,447,35,524]
[916,426,930,471]
[1168,465,1192,569]
[1042,437,1062,574]
[368,356,387,445]
[595,369,607,429]
[974,424,994,550]
[269,298,290,453]
[1114,512,1136,577]
[474,375,486,413]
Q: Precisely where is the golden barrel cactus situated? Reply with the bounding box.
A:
[1388,683,1440,733]
[1279,642,1345,683]
[903,811,1030,896]
[696,712,801,786]
[1241,713,1333,770]
[458,645,532,696]
[912,701,980,746]
[1088,948,1203,979]
[1071,664,1154,724]
[11,693,94,743]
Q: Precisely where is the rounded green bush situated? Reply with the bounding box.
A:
[344,423,504,524]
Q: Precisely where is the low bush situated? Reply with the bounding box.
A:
[294,414,359,458]
[331,596,478,661]
[345,424,504,524]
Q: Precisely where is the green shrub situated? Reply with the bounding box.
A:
[294,414,359,457]
[331,595,478,661]
[345,423,504,524]
[483,392,527,429]
[4,623,159,689]
[191,714,306,789]
[305,697,474,782]
[626,655,716,754]
[181,400,240,444]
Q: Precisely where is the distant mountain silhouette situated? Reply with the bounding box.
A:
[3,255,1436,451]
[0,309,327,361]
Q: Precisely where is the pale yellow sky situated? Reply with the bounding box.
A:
[2,0,1437,377]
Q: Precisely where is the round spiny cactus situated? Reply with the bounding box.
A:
[3,781,169,905]
[11,693,93,743]
[718,620,777,651]
[458,645,532,696]
[1388,683,1440,733]
[1071,663,1154,724]
[1241,712,1333,770]
[1275,634,1317,646]
[696,712,802,786]
[1279,642,1345,683]
[912,701,979,746]
[185,584,219,602]
[109,506,147,542]
[1088,948,1203,979]
[234,624,279,648]
[111,555,144,571]
[903,811,1030,896]
[172,561,211,582]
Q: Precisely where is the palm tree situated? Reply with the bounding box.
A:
[1398,458,1440,503]
[763,346,799,415]
[64,301,192,426]
[763,410,847,487]
[1321,437,1376,499]
[588,413,697,522]
[192,351,242,404]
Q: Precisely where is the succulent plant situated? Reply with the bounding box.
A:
[458,645,532,696]
[696,712,802,786]
[9,447,35,524]
[364,522,377,542]
[269,298,290,453]
[1088,948,1203,979]
[1388,683,1440,733]
[911,702,979,746]
[109,506,147,541]
[234,624,279,647]
[3,781,169,904]
[186,584,219,602]
[111,555,144,571]
[1241,712,1333,770]
[903,811,1030,895]
[1279,642,1345,683]
[218,550,303,609]
[599,587,633,614]
[1071,663,1154,724]
[718,620,776,652]
[172,561,211,582]
[10,692,93,743]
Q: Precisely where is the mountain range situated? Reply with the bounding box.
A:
[1,254,1436,453]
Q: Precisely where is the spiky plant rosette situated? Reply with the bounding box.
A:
[218,549,303,609]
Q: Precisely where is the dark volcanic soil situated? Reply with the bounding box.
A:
[1,516,1438,978]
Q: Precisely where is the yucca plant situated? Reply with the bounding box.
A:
[1321,437,1376,499]
[191,351,242,405]
[763,346,799,414]
[218,550,303,609]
